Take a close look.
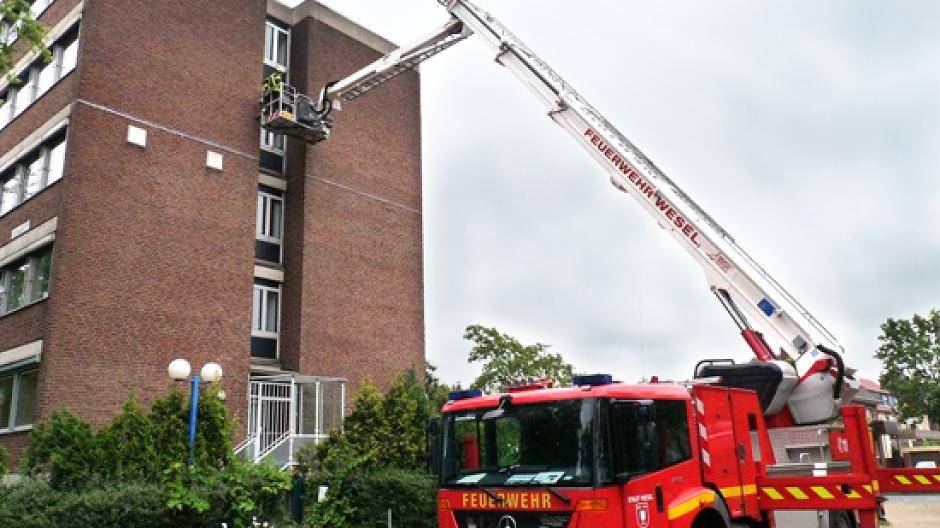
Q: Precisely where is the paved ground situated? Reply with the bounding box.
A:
[882,494,940,528]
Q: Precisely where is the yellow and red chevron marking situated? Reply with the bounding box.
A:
[877,469,940,493]
[756,476,878,511]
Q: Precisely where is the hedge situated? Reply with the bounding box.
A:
[304,469,437,528]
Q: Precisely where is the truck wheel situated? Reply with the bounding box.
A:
[829,511,856,528]
[691,509,728,528]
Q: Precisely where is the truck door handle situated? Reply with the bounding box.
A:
[737,442,747,461]
[655,485,664,513]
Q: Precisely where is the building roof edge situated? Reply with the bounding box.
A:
[267,0,398,54]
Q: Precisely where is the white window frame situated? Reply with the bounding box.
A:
[252,283,281,339]
[260,128,285,155]
[0,368,39,433]
[31,0,54,19]
[256,191,284,244]
[264,20,290,72]
[0,245,53,316]
[0,128,68,218]
[0,20,79,132]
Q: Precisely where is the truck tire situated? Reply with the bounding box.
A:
[691,508,728,528]
[829,511,856,528]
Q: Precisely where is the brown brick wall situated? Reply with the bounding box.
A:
[77,0,265,154]
[0,302,48,354]
[286,18,425,398]
[28,0,267,431]
[1,2,425,458]
[39,104,257,428]
[1,430,31,470]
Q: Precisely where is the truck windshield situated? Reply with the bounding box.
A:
[441,398,595,488]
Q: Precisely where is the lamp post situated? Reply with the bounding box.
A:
[168,359,223,465]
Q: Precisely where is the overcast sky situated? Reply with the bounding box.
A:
[283,1,940,387]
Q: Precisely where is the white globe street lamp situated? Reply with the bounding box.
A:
[168,358,192,381]
[167,359,224,465]
[200,362,224,383]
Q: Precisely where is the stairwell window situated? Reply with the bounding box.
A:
[256,191,283,242]
[256,188,284,264]
[264,20,290,71]
[0,127,68,217]
[252,279,281,359]
[261,129,285,154]
[0,245,53,315]
[0,369,38,432]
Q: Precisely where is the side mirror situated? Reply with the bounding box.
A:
[427,418,442,479]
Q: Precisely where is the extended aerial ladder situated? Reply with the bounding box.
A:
[261,0,859,425]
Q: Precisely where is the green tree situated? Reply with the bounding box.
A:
[22,385,233,487]
[875,309,940,422]
[0,1,49,79]
[21,410,101,489]
[297,369,440,527]
[425,363,455,416]
[301,370,431,473]
[96,396,160,481]
[464,324,574,392]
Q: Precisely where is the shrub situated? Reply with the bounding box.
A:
[21,409,101,489]
[304,468,437,528]
[0,479,171,528]
[0,465,291,528]
[22,386,233,489]
[165,460,292,528]
[298,369,432,474]
[296,370,439,527]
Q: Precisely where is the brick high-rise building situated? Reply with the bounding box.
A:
[0,0,424,467]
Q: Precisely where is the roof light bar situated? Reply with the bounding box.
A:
[572,374,614,387]
[448,389,483,401]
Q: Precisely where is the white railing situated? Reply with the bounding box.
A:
[246,375,345,467]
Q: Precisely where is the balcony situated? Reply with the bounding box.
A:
[235,374,345,469]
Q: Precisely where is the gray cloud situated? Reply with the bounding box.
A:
[286,1,940,386]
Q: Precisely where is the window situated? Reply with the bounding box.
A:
[0,2,54,47]
[0,21,80,131]
[264,21,290,70]
[0,369,39,431]
[255,189,284,264]
[253,284,280,334]
[251,279,281,359]
[441,399,596,487]
[31,0,53,18]
[256,191,283,242]
[602,399,691,481]
[13,72,35,117]
[261,129,285,154]
[0,127,68,217]
[0,244,53,315]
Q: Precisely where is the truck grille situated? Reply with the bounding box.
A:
[454,511,571,528]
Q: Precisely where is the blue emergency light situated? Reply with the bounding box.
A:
[572,374,614,387]
[448,389,483,401]
[758,299,775,317]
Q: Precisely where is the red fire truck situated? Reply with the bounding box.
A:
[428,377,939,528]
[261,1,940,526]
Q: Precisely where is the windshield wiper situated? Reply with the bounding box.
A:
[480,486,505,506]
[449,480,506,506]
[505,473,571,504]
[543,486,571,505]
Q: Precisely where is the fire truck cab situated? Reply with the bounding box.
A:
[429,375,913,528]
